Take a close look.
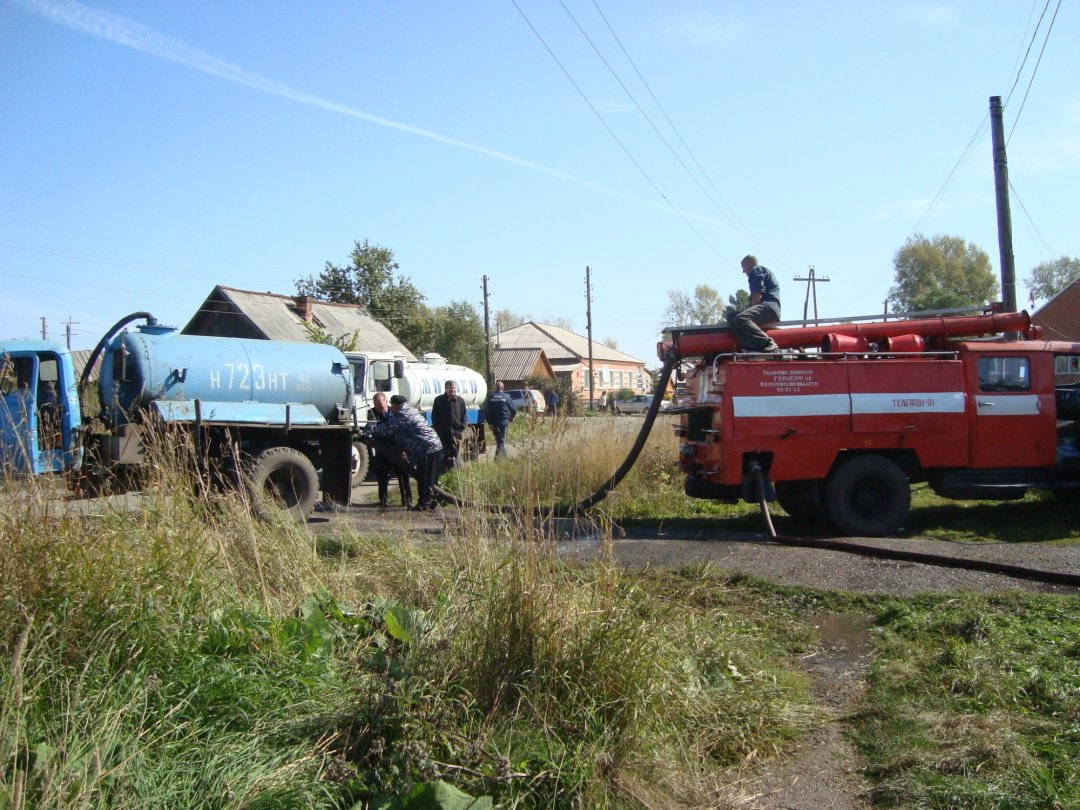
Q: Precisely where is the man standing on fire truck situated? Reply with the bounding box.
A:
[730,254,781,353]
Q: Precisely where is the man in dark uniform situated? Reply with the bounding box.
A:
[375,394,443,510]
[432,380,467,471]
[368,391,412,508]
[730,254,782,353]
[483,380,516,458]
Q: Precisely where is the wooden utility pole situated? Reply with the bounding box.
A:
[989,95,1017,313]
[793,266,830,325]
[482,275,492,388]
[585,266,595,409]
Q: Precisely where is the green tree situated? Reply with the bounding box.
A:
[1026,256,1080,303]
[723,289,750,320]
[661,284,727,327]
[301,323,360,352]
[888,234,999,313]
[419,300,486,370]
[295,239,427,348]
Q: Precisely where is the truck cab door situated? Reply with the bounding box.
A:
[970,354,1055,469]
[0,352,38,474]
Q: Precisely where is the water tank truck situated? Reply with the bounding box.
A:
[1,313,355,520]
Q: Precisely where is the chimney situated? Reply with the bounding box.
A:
[293,295,313,323]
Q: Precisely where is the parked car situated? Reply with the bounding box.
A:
[506,388,546,413]
[615,394,669,415]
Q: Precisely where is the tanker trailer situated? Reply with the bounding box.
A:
[398,353,488,422]
[90,319,355,519]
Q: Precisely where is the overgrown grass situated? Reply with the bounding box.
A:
[1,430,819,809]
[3,419,1078,808]
[461,414,753,521]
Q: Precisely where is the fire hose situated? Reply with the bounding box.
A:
[362,357,1080,589]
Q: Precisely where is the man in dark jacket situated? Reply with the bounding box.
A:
[432,380,467,470]
[729,254,782,353]
[370,395,444,510]
[483,380,516,458]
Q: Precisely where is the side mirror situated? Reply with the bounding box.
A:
[394,360,405,379]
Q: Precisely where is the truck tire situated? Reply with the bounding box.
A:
[824,455,910,537]
[247,446,319,523]
[775,480,823,522]
[350,441,371,493]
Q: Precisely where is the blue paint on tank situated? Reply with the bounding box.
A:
[99,325,353,426]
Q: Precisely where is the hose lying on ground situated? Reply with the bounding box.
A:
[749,464,1080,589]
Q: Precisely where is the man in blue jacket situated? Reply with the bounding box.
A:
[483,381,516,458]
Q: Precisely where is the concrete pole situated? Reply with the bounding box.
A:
[586,266,595,409]
[990,96,1018,313]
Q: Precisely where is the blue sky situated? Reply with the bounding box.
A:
[2,0,1077,365]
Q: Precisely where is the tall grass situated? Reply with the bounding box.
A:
[1,422,818,808]
[455,414,749,520]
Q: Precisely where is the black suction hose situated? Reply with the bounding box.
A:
[749,465,1080,588]
[428,355,678,514]
[79,311,157,395]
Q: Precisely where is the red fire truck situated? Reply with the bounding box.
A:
[661,310,1080,536]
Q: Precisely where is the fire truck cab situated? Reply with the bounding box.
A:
[665,311,1080,536]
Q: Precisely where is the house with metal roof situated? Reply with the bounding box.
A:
[496,321,648,399]
[490,346,555,389]
[183,285,415,360]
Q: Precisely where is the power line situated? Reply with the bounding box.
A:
[1007,0,1063,144]
[509,0,725,260]
[557,0,755,261]
[1003,0,1053,108]
[587,0,772,264]
[1008,180,1055,263]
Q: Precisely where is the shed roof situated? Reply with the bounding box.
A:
[491,347,554,381]
[497,322,644,365]
[184,286,415,359]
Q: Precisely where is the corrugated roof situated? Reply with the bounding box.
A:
[70,349,99,382]
[498,322,644,365]
[194,286,416,359]
[491,347,548,381]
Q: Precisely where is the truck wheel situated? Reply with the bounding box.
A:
[350,441,370,492]
[247,446,319,523]
[775,480,823,522]
[824,455,910,537]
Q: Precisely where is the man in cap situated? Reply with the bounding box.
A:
[375,394,444,510]
[367,391,412,508]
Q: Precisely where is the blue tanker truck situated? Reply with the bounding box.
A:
[0,313,354,520]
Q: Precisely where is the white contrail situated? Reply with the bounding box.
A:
[13,0,687,213]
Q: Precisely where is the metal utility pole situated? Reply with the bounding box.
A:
[585,266,595,409]
[989,95,1017,313]
[482,275,492,388]
[793,266,830,324]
